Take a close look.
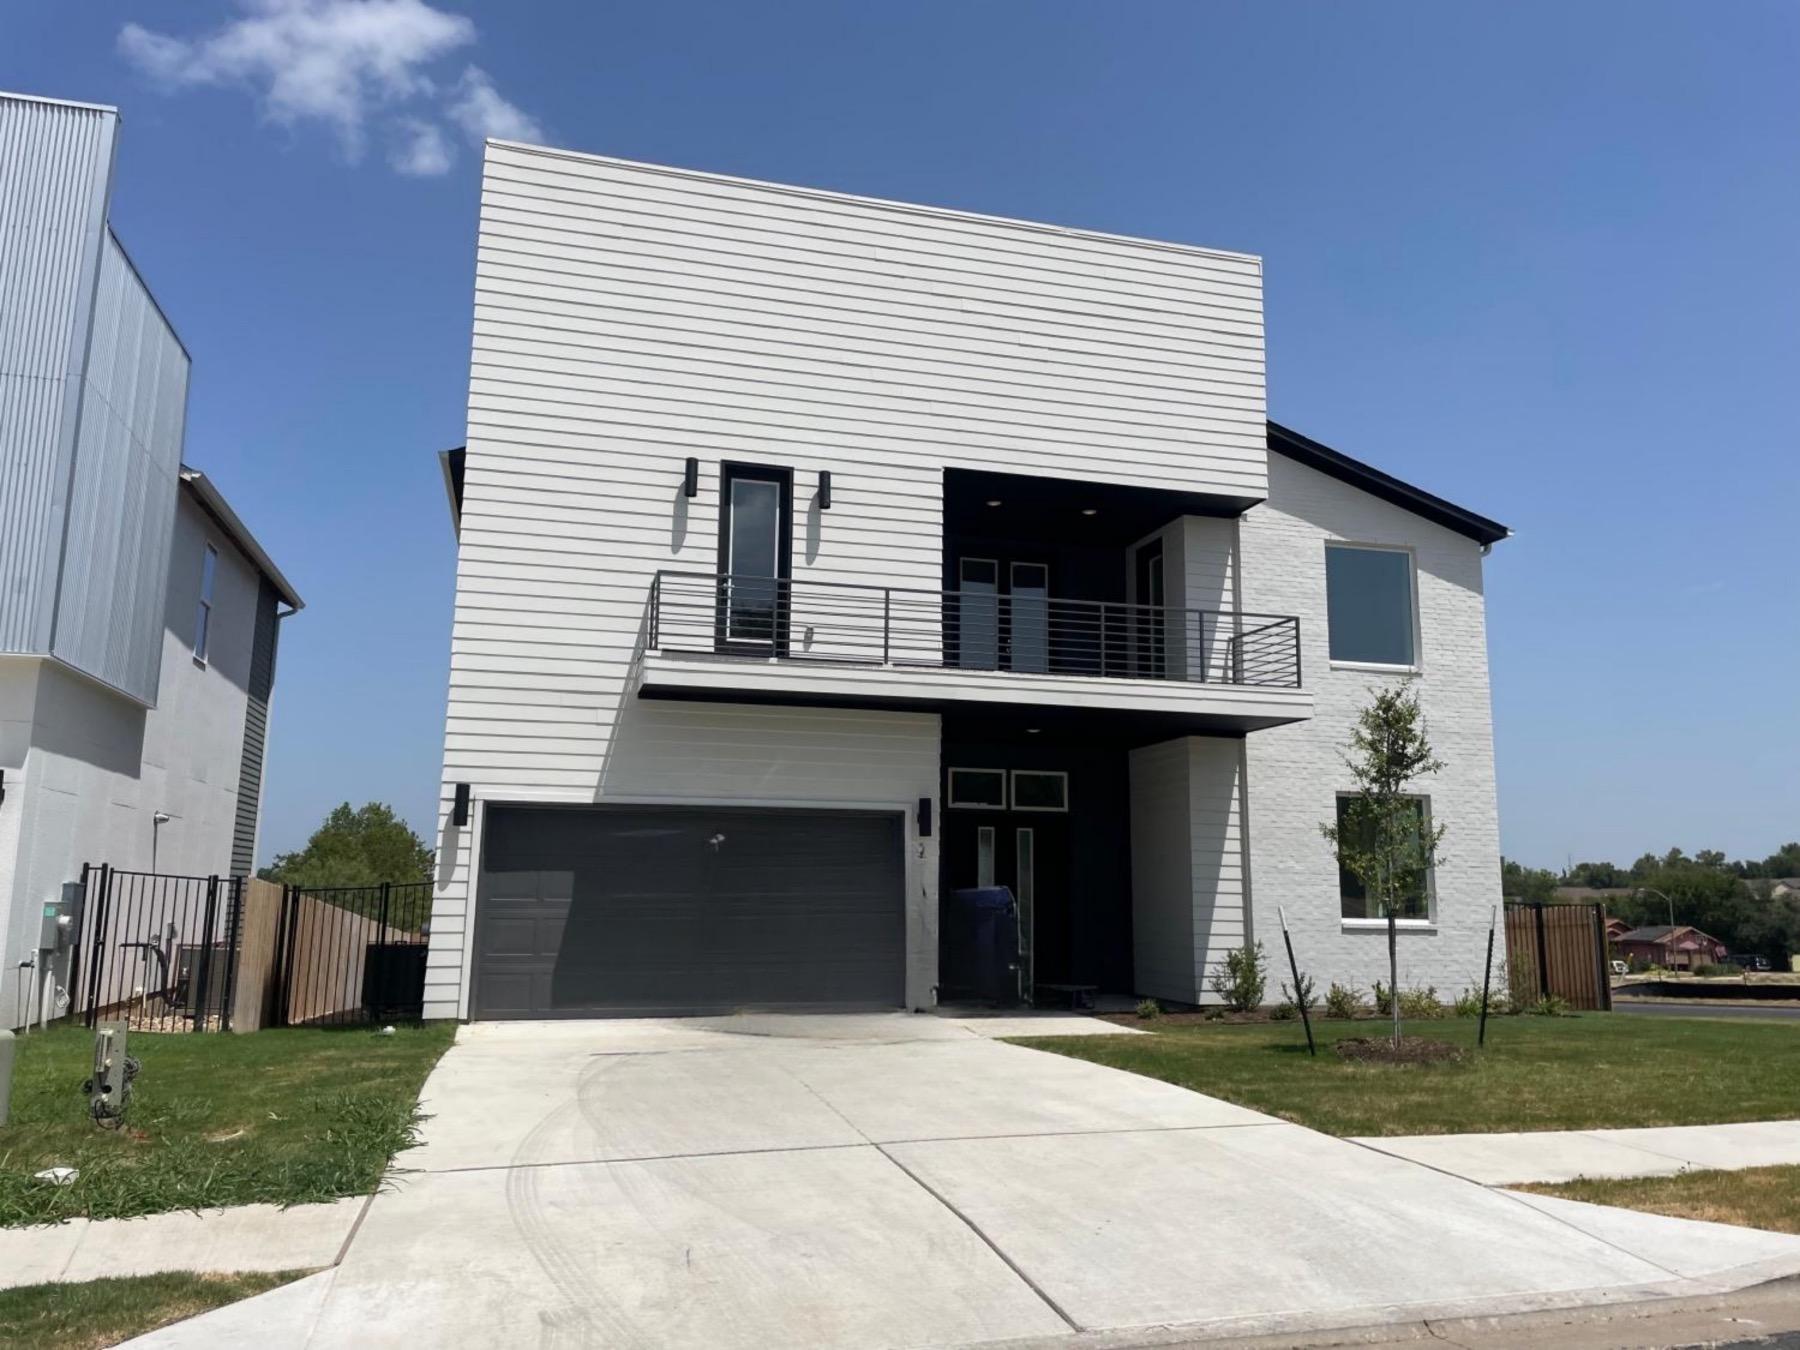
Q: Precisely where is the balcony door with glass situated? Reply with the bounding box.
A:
[955,555,1050,673]
[717,462,792,654]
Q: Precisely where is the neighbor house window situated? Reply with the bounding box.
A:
[1324,544,1416,667]
[1010,770,1068,812]
[1336,794,1434,921]
[948,768,1007,809]
[195,544,218,664]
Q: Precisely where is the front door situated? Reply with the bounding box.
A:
[943,768,1071,1001]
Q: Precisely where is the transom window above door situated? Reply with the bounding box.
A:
[947,767,1007,808]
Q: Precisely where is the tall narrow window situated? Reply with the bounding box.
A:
[976,826,996,888]
[195,544,218,664]
[717,463,792,651]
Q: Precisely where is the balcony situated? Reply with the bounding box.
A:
[635,572,1312,733]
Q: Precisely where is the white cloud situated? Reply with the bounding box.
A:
[390,117,454,176]
[118,0,541,174]
[446,66,541,144]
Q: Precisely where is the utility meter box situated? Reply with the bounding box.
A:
[39,882,81,951]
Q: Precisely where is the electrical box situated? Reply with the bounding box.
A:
[38,882,82,951]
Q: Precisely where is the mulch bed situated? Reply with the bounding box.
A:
[1101,1010,1385,1029]
[1333,1036,1467,1065]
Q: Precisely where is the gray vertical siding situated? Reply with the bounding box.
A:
[50,232,189,703]
[0,95,117,654]
[231,577,281,876]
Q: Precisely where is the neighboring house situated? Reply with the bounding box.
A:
[427,140,1508,1020]
[0,92,302,1027]
[1614,925,1728,971]
[1769,879,1800,901]
[1603,915,1633,943]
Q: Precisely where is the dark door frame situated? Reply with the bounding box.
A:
[714,461,794,656]
[1133,536,1166,679]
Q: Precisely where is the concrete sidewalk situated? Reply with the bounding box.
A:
[1355,1119,1800,1186]
[0,1196,360,1291]
[120,1013,1800,1349]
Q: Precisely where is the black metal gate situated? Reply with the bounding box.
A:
[73,865,245,1033]
[271,881,431,1027]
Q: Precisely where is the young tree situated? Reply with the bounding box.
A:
[261,802,433,890]
[1320,683,1447,1048]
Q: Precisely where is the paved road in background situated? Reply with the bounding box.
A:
[1614,1000,1800,1022]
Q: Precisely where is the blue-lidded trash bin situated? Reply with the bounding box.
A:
[940,886,1021,1006]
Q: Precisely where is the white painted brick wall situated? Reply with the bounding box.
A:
[1239,452,1504,1004]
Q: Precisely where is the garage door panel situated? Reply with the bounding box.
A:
[473,806,904,1018]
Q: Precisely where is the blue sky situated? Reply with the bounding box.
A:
[4,1,1796,870]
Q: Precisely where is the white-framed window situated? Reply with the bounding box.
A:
[194,543,218,664]
[1010,770,1068,812]
[947,767,1007,809]
[1335,792,1434,921]
[1324,543,1417,668]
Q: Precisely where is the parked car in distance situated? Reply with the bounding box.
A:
[1609,960,1628,977]
[1725,954,1771,971]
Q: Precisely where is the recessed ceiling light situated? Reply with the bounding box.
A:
[1026,727,1041,734]
[985,499,1003,507]
[1081,508,1099,516]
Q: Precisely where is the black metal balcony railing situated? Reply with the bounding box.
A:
[647,571,1302,689]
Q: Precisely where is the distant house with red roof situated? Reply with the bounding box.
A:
[1614,925,1728,971]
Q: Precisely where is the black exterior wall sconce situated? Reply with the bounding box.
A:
[819,470,832,510]
[683,457,699,498]
[453,782,471,827]
[917,796,932,837]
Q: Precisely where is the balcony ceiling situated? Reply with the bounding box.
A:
[944,469,1256,547]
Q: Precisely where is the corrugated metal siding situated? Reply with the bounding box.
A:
[50,232,187,703]
[0,96,116,653]
[231,578,280,876]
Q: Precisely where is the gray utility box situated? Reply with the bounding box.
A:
[40,880,83,951]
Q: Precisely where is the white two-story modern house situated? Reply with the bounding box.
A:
[0,91,303,1028]
[427,139,1507,1020]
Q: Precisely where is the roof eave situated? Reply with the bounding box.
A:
[177,469,305,611]
[1266,421,1510,547]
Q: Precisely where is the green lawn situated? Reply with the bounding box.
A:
[1524,1165,1800,1236]
[0,1270,305,1349]
[0,1022,455,1227]
[1017,1014,1800,1137]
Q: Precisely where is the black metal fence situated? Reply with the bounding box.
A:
[74,865,245,1033]
[648,571,1303,689]
[271,881,432,1027]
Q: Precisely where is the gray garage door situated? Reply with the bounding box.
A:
[472,805,905,1018]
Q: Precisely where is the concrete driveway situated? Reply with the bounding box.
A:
[138,1013,1800,1349]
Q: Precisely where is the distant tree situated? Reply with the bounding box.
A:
[261,802,433,891]
[1563,860,1623,890]
[1321,684,1446,1049]
[1694,849,1728,870]
[1501,858,1558,903]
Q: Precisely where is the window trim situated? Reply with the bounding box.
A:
[194,542,218,667]
[947,767,1008,810]
[1323,541,1421,673]
[1332,790,1436,923]
[1009,769,1069,813]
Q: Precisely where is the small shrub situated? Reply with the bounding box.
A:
[1269,1001,1297,1021]
[1692,963,1736,978]
[1323,982,1366,1020]
[1135,998,1162,1020]
[1531,994,1569,1016]
[1207,941,1269,1013]
[1372,980,1394,1016]
[1398,985,1444,1019]
[1452,986,1499,1018]
[1280,971,1318,1015]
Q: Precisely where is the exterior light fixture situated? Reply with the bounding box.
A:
[917,797,933,837]
[453,782,472,827]
[1081,508,1098,516]
[819,470,832,509]
[985,499,1002,507]
[683,457,699,498]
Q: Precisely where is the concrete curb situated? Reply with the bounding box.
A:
[0,1195,365,1291]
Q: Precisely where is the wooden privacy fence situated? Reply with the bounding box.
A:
[1505,901,1613,1011]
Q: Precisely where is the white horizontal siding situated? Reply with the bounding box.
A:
[431,144,1272,1016]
